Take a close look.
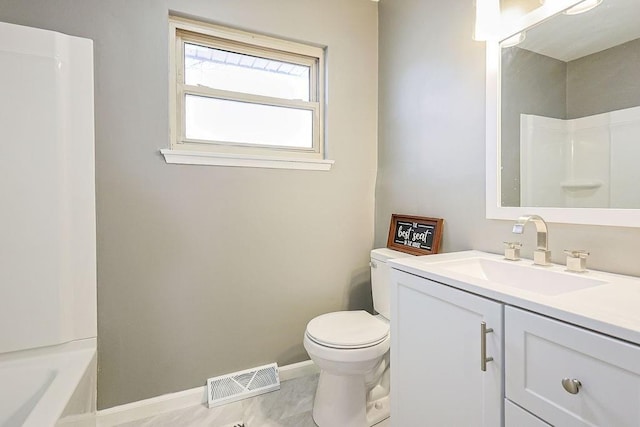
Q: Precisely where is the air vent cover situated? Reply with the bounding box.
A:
[207,363,280,408]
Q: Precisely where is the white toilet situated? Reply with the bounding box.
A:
[303,248,413,427]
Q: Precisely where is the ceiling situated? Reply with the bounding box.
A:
[515,0,640,61]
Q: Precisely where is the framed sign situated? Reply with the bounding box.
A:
[387,214,444,256]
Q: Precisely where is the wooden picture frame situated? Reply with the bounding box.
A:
[386,214,444,256]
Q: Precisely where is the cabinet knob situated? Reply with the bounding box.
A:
[561,378,582,394]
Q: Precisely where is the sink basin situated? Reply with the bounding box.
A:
[432,258,606,296]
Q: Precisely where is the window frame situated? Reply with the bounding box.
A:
[164,17,332,170]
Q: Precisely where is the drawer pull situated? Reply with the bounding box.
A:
[480,321,494,372]
[561,378,582,394]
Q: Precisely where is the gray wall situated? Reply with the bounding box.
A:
[500,47,567,206]
[567,37,640,119]
[0,0,378,409]
[376,0,640,278]
[376,0,499,254]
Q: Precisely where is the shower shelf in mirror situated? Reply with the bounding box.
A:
[560,180,602,191]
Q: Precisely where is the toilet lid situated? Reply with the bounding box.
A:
[306,311,389,349]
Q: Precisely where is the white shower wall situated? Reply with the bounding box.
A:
[520,115,567,207]
[0,22,96,353]
[520,106,640,208]
[610,107,640,208]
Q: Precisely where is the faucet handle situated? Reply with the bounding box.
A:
[503,241,522,261]
[564,249,589,258]
[564,250,589,273]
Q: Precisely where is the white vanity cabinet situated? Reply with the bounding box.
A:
[390,270,503,426]
[505,306,640,427]
[389,250,640,426]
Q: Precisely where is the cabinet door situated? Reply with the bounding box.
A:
[505,400,551,427]
[505,306,640,427]
[391,270,503,426]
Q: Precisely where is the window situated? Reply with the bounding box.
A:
[162,17,332,170]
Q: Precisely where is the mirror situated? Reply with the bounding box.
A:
[486,0,640,227]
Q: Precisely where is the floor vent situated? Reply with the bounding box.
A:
[207,363,280,408]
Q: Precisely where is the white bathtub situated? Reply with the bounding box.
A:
[0,338,96,427]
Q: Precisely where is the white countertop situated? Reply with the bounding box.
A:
[389,250,640,346]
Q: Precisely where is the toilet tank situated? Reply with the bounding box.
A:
[370,248,414,319]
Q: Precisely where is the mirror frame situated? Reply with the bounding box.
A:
[485,0,640,227]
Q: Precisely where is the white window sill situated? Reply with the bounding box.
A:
[160,149,334,171]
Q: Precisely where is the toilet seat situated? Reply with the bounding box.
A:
[305,311,389,349]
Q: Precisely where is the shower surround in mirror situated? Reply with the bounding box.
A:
[520,106,640,208]
[499,12,640,209]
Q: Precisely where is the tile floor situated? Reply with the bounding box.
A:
[115,373,390,427]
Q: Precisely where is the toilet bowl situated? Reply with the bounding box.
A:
[303,249,413,427]
[304,311,390,427]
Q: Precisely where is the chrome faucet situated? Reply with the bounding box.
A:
[512,214,551,266]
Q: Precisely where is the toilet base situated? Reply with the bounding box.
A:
[312,371,390,427]
[366,395,390,426]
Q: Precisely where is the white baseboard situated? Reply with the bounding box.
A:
[278,359,319,382]
[96,386,207,426]
[96,359,318,426]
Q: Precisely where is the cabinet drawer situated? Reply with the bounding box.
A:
[505,306,640,427]
[505,399,551,427]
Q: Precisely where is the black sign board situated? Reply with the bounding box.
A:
[387,214,444,256]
